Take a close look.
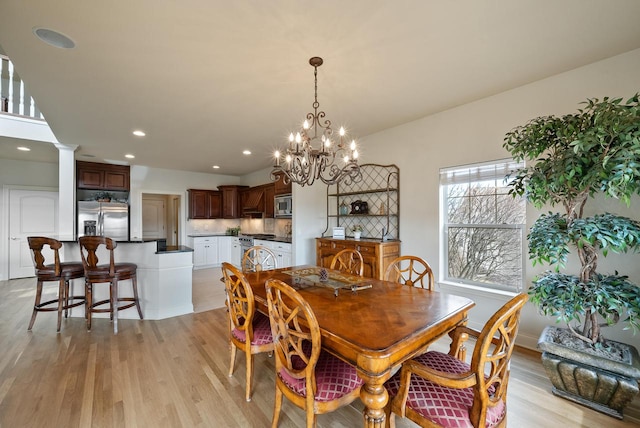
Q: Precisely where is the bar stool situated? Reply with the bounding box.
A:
[27,237,85,332]
[78,236,143,333]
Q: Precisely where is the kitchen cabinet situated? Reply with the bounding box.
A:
[316,237,400,280]
[229,237,241,267]
[273,172,292,195]
[272,241,292,268]
[255,240,292,269]
[218,185,248,218]
[218,236,233,265]
[187,189,221,219]
[192,237,219,268]
[76,161,130,191]
[263,184,275,218]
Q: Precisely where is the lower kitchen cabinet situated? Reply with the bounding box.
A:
[192,236,241,269]
[193,237,219,268]
[255,239,292,269]
[315,237,401,279]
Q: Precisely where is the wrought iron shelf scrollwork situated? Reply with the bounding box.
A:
[323,164,400,240]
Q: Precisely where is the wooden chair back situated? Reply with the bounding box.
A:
[329,249,364,276]
[242,245,277,272]
[78,236,117,276]
[28,236,62,276]
[221,262,258,338]
[389,294,528,428]
[384,255,434,289]
[221,262,274,401]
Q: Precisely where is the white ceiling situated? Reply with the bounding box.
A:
[1,1,640,175]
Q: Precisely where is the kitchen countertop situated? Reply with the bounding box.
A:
[188,234,292,244]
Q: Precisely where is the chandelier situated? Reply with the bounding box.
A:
[271,57,361,187]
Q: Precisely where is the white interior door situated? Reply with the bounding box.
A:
[9,189,58,279]
[142,197,166,240]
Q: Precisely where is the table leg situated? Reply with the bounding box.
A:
[360,380,388,427]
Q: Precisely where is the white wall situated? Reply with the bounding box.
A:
[0,158,58,278]
[338,48,640,350]
[129,165,241,240]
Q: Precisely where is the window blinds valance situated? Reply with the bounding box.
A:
[439,158,524,185]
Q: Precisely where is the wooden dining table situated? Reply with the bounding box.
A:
[243,265,475,428]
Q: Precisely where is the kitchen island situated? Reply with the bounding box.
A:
[60,239,194,321]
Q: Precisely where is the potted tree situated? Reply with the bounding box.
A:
[503,94,640,419]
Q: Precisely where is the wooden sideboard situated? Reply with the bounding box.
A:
[315,237,401,280]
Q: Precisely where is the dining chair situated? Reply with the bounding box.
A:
[329,248,364,276]
[265,278,364,428]
[242,245,278,272]
[78,236,143,334]
[384,293,528,428]
[384,255,434,289]
[221,262,274,402]
[27,237,85,332]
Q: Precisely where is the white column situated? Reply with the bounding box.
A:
[56,143,78,239]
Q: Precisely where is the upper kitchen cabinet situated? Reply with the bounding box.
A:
[188,189,221,219]
[263,183,275,218]
[218,185,248,219]
[273,172,292,195]
[76,161,130,191]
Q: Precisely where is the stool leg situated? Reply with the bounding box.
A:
[132,275,143,319]
[86,280,92,331]
[28,280,43,331]
[57,277,64,332]
[112,280,118,334]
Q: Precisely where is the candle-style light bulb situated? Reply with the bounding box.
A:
[274,150,280,166]
[295,133,302,143]
[343,155,350,163]
[289,133,294,142]
[285,154,292,163]
[339,127,346,136]
[353,150,359,159]
[303,120,310,130]
[350,140,356,150]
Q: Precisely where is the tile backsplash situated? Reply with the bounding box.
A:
[189,218,292,236]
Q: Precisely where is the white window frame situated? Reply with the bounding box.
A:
[439,158,525,293]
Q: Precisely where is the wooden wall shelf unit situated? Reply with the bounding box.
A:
[324,164,399,240]
[76,161,130,191]
[316,237,401,280]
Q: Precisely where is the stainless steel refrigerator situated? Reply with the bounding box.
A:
[78,201,129,240]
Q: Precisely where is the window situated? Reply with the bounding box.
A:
[440,159,525,292]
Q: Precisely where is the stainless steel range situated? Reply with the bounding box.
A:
[238,234,275,258]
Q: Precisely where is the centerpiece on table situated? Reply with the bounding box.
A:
[503,94,640,419]
[352,225,362,240]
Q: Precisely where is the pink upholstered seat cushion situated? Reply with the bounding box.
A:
[231,311,273,345]
[278,349,363,402]
[385,351,505,428]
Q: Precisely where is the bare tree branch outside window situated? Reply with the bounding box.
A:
[441,161,525,292]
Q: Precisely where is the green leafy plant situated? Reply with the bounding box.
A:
[503,94,640,345]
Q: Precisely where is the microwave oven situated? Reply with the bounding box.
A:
[274,195,292,218]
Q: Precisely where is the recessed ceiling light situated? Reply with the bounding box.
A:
[133,130,146,137]
[243,150,251,155]
[212,165,220,169]
[33,27,76,49]
[17,146,31,151]
[125,154,135,159]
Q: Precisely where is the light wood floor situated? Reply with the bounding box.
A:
[1,276,639,427]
